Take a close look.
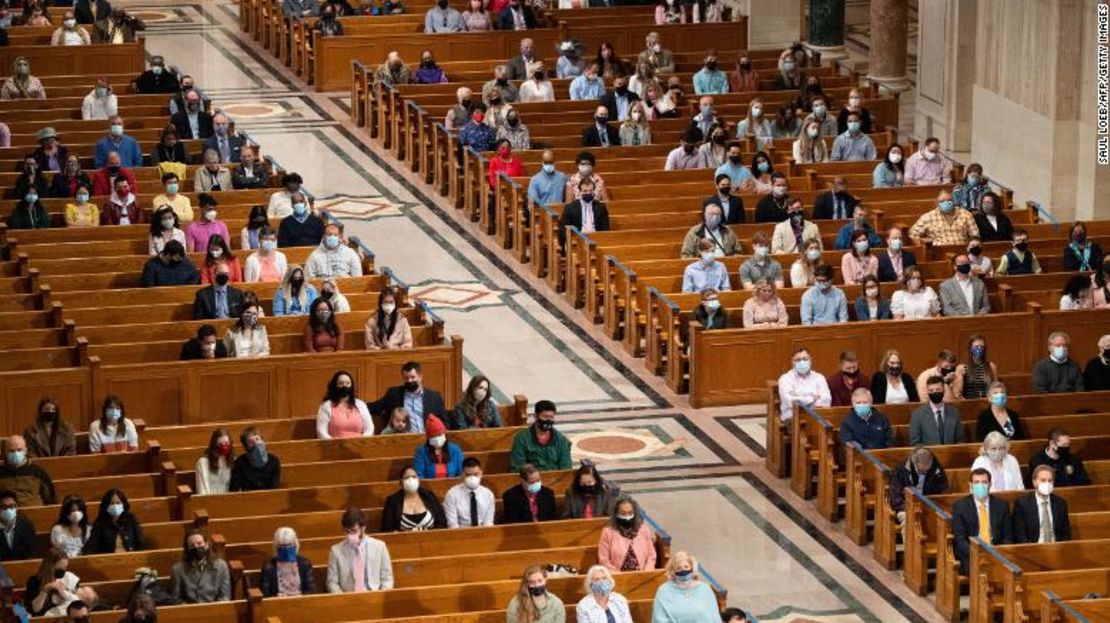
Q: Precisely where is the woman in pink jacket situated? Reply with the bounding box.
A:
[597,496,656,571]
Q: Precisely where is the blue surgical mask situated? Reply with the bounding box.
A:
[847,121,860,133]
[325,235,340,249]
[5,451,25,468]
[276,545,297,563]
[110,124,124,137]
[261,240,277,251]
[166,182,179,194]
[757,161,770,173]
[793,359,811,375]
[292,203,308,217]
[589,579,614,595]
[0,508,16,524]
[105,408,121,421]
[970,345,985,359]
[888,238,903,251]
[853,404,871,418]
[989,393,1007,407]
[674,569,694,581]
[107,503,124,518]
[542,163,555,174]
[971,483,990,500]
[938,200,954,213]
[24,193,38,204]
[1052,346,1068,361]
[76,193,90,203]
[525,481,542,494]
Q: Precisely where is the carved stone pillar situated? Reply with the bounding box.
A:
[868,0,911,93]
[805,0,846,63]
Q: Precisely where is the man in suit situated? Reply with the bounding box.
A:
[581,105,621,148]
[501,463,557,524]
[702,174,745,224]
[497,0,536,31]
[231,145,268,190]
[770,197,820,255]
[908,376,963,445]
[204,113,245,164]
[505,38,540,80]
[0,489,37,561]
[1012,465,1071,544]
[952,468,1011,574]
[811,176,859,220]
[559,177,609,250]
[939,254,991,316]
[192,265,244,320]
[368,361,447,434]
[597,76,641,122]
[876,226,917,282]
[169,90,213,140]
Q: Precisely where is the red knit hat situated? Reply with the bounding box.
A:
[425,415,446,438]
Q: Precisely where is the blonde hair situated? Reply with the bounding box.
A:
[665,550,698,581]
[795,120,829,162]
[981,431,1010,455]
[511,564,548,623]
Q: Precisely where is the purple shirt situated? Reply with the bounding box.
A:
[185,219,231,252]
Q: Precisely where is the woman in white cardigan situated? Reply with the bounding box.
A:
[575,565,633,623]
[970,431,1025,492]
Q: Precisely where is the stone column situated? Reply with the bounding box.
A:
[868,0,911,93]
[805,0,847,63]
[734,0,803,50]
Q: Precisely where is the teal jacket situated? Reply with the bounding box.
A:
[509,426,572,472]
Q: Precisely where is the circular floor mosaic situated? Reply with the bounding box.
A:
[570,429,672,461]
[221,102,285,119]
[131,10,177,22]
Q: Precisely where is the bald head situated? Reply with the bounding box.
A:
[4,435,26,454]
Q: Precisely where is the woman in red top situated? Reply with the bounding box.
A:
[487,138,525,222]
[199,235,243,285]
[305,298,343,353]
[315,370,373,439]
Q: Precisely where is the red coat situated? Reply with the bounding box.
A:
[828,372,872,407]
[487,156,524,190]
[91,167,139,197]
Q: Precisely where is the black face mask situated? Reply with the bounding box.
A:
[579,483,597,494]
[616,516,634,528]
[595,116,609,125]
[1014,241,1029,252]
[615,86,628,97]
[528,585,546,597]
[1056,446,1071,459]
[940,366,956,377]
[705,61,717,71]
[739,62,751,71]
[108,165,120,175]
[404,381,420,393]
[928,391,945,405]
[460,97,472,108]
[335,386,351,398]
[682,144,695,154]
[968,245,982,256]
[422,59,435,67]
[728,155,742,164]
[717,185,730,195]
[215,273,229,286]
[887,366,902,377]
[712,134,726,145]
[291,276,304,287]
[1103,349,1110,360]
[790,213,803,226]
[496,78,509,86]
[536,419,554,432]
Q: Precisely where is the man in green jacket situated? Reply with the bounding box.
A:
[509,400,573,472]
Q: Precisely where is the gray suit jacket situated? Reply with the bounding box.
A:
[939,276,990,316]
[325,537,394,593]
[909,403,964,445]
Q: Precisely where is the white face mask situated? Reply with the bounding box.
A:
[1036,481,1054,497]
[402,476,420,493]
[888,153,902,164]
[464,474,482,489]
[474,388,488,401]
[428,434,446,449]
[381,303,396,314]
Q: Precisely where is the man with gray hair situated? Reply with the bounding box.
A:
[889,446,948,525]
[1033,331,1085,393]
[204,112,245,163]
[839,387,893,450]
[482,65,519,104]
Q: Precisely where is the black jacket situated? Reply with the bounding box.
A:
[1028,447,1091,488]
[888,455,948,513]
[811,191,859,220]
[134,70,180,95]
[754,194,790,223]
[380,487,447,532]
[581,124,621,148]
[48,172,92,199]
[32,146,68,175]
[869,371,919,404]
[278,215,325,248]
[180,338,229,360]
[368,386,447,429]
[1011,493,1070,544]
[876,250,917,283]
[559,200,610,248]
[83,514,146,554]
[1084,356,1110,392]
[975,408,1023,442]
[229,454,281,491]
[74,0,111,24]
[232,164,269,190]
[973,211,1013,242]
[192,285,244,321]
[151,142,190,166]
[951,495,1011,574]
[496,5,536,31]
[598,91,641,123]
[501,484,557,524]
[170,110,214,140]
[701,195,745,224]
[0,515,37,561]
[260,555,316,596]
[1063,242,1105,272]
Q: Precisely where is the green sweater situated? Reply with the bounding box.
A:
[506,592,565,623]
[509,427,572,472]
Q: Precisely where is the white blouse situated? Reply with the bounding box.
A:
[883,379,910,404]
[971,455,1025,492]
[575,592,633,623]
[891,287,939,319]
[50,524,90,558]
[195,456,233,495]
[224,326,270,357]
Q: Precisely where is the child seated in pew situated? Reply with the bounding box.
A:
[88,395,139,453]
[412,416,463,479]
[380,408,413,435]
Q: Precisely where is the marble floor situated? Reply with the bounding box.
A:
[128,2,946,620]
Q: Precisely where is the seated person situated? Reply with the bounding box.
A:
[800,264,848,325]
[305,223,363,278]
[0,489,37,561]
[141,240,200,287]
[88,395,138,453]
[170,530,231,603]
[412,416,463,479]
[0,435,56,507]
[449,375,502,430]
[908,376,963,445]
[682,239,730,293]
[741,278,787,329]
[380,466,447,532]
[1029,428,1091,487]
[509,401,572,472]
[180,324,229,360]
[558,178,609,250]
[304,299,343,353]
[229,427,281,491]
[326,508,394,592]
[739,232,783,288]
[854,275,892,321]
[970,432,1025,492]
[827,351,871,406]
[443,458,495,527]
[316,371,373,439]
[1011,465,1070,544]
[839,387,893,450]
[83,488,145,554]
[680,203,740,258]
[364,288,413,350]
[995,228,1042,275]
[22,399,77,458]
[278,194,325,247]
[192,264,243,321]
[368,362,447,433]
[692,288,727,330]
[501,463,557,523]
[888,447,948,525]
[260,527,317,597]
[975,381,1023,441]
[1032,332,1085,393]
[951,468,1011,575]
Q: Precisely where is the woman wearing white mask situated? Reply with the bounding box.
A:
[50,496,91,558]
[411,415,463,479]
[872,144,905,188]
[380,466,447,532]
[363,287,412,350]
[450,375,502,429]
[792,119,829,164]
[970,432,1025,492]
[316,371,373,440]
[87,395,138,453]
[790,238,824,288]
[618,101,653,146]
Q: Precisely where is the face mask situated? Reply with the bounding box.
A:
[971,483,990,500]
[217,442,231,456]
[812,105,826,116]
[325,235,340,249]
[542,163,555,174]
[956,264,972,275]
[906,278,922,290]
[923,150,937,161]
[6,451,25,468]
[728,155,742,165]
[24,193,38,204]
[1014,241,1028,252]
[1032,481,1054,498]
[887,365,902,377]
[528,585,547,597]
[981,202,995,214]
[675,569,694,581]
[928,391,945,405]
[537,419,555,432]
[865,287,879,298]
[700,252,715,265]
[1052,346,1068,361]
[616,514,635,527]
[590,579,614,595]
[847,121,861,133]
[986,448,1006,463]
[704,299,720,311]
[806,126,819,139]
[938,200,954,213]
[214,125,229,136]
[595,116,609,125]
[105,407,121,421]
[889,153,902,164]
[853,240,869,253]
[464,475,482,489]
[62,17,76,26]
[757,162,770,173]
[110,124,124,136]
[752,245,769,258]
[189,546,208,561]
[69,510,83,524]
[525,481,542,494]
[970,345,985,360]
[578,163,593,176]
[187,103,200,112]
[256,238,275,251]
[379,301,397,314]
[157,217,175,230]
[990,393,1007,408]
[249,440,268,467]
[474,388,488,401]
[152,65,164,75]
[885,237,902,251]
[1056,446,1071,459]
[402,476,420,493]
[0,508,16,524]
[818,281,832,292]
[404,381,420,393]
[242,312,258,327]
[205,210,217,222]
[631,111,643,121]
[107,503,124,518]
[1103,350,1110,360]
[293,203,308,217]
[1074,231,1088,244]
[581,193,595,204]
[277,545,297,562]
[968,245,982,257]
[793,359,811,374]
[806,249,821,261]
[215,273,230,287]
[783,61,796,71]
[682,144,695,154]
[651,43,661,53]
[428,434,446,449]
[772,186,787,198]
[165,182,179,194]
[853,403,871,419]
